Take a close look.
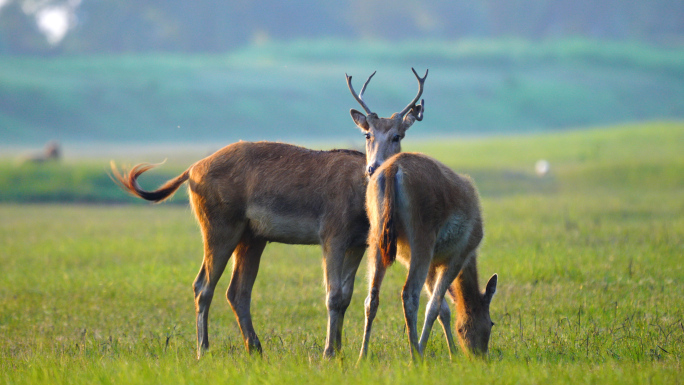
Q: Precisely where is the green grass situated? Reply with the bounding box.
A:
[1,122,683,383]
[2,121,682,203]
[0,159,187,204]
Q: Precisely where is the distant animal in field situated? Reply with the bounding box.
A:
[359,152,497,362]
[19,141,61,164]
[110,68,428,359]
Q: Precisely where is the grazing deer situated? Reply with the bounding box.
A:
[110,68,428,359]
[359,152,497,361]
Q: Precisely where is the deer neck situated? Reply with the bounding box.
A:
[451,260,483,317]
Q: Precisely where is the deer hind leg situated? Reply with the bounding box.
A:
[226,231,266,355]
[419,264,460,358]
[358,245,387,362]
[402,240,433,361]
[323,243,364,358]
[193,220,246,359]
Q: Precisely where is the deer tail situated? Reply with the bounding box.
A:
[378,165,399,268]
[110,160,190,203]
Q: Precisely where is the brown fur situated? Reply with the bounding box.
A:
[111,141,369,359]
[378,165,398,268]
[359,152,498,362]
[110,162,190,202]
[110,69,429,360]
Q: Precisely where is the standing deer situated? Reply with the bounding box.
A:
[359,152,498,361]
[110,68,428,359]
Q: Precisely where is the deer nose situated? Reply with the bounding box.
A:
[366,164,376,176]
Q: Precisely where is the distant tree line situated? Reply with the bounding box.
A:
[1,0,683,55]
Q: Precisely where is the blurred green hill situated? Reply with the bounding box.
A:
[1,39,683,145]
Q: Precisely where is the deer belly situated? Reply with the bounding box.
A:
[246,205,321,245]
[434,214,470,257]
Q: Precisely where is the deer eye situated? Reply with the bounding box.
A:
[392,134,401,143]
[365,133,371,140]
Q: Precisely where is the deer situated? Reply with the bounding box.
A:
[109,68,428,359]
[20,140,61,164]
[359,152,498,362]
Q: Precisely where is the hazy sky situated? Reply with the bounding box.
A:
[2,0,80,45]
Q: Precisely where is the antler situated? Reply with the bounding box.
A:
[346,71,376,115]
[398,68,428,118]
[414,99,425,121]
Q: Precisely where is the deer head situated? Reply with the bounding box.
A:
[456,273,498,357]
[346,68,428,176]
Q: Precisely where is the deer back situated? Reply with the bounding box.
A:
[188,141,369,245]
[368,152,483,263]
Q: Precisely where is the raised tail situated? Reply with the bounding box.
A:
[110,161,190,203]
[378,165,399,267]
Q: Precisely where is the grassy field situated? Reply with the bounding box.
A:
[0,122,682,383]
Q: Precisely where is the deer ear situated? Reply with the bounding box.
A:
[484,274,498,304]
[402,101,424,130]
[350,109,369,131]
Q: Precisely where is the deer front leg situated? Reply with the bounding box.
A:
[334,247,365,353]
[226,235,266,355]
[358,247,386,362]
[437,298,458,358]
[424,268,458,358]
[323,244,363,358]
[417,291,447,356]
[419,259,465,358]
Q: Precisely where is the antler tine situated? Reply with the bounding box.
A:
[398,68,428,118]
[346,71,376,115]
